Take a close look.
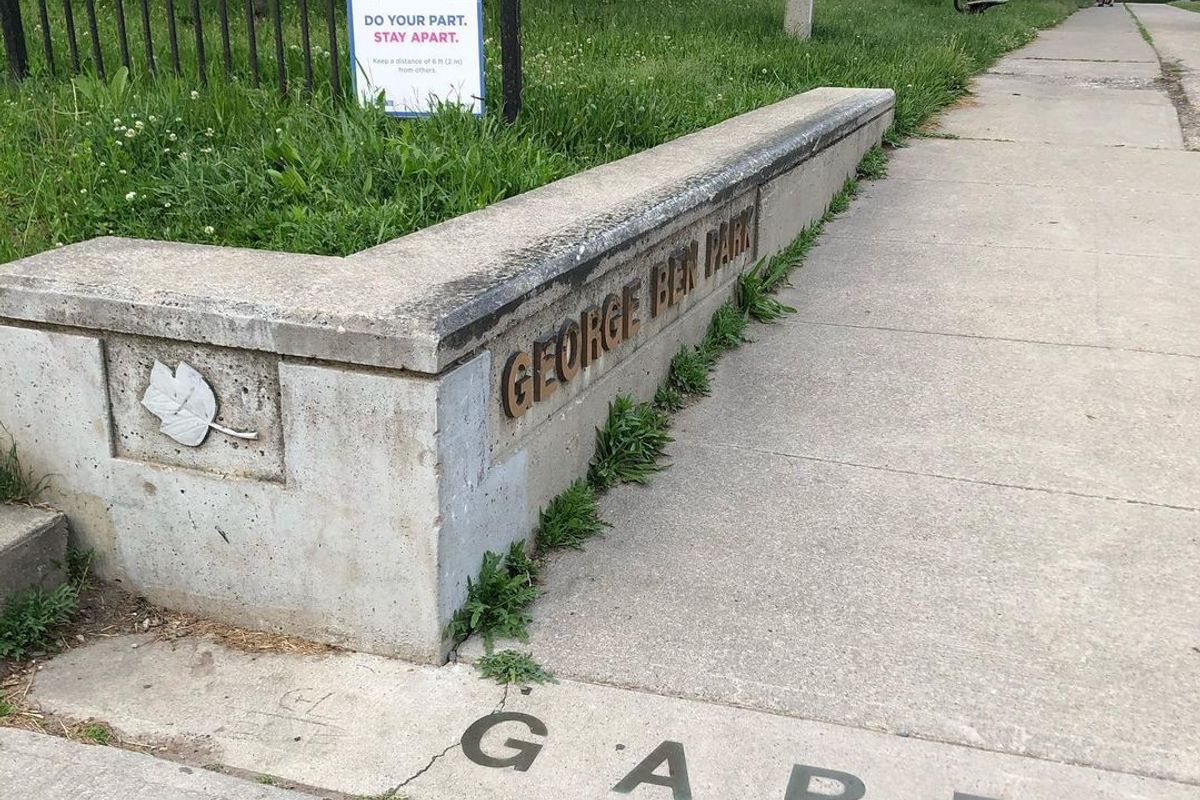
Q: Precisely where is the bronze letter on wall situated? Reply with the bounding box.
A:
[501,351,533,419]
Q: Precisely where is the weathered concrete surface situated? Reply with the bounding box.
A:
[23,635,1199,799]
[0,505,66,597]
[1129,2,1200,149]
[498,5,1200,790]
[0,727,300,800]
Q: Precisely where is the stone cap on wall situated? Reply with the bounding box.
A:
[0,87,895,375]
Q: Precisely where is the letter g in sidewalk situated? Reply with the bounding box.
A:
[785,764,867,800]
[461,712,548,772]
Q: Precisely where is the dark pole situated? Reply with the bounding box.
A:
[0,0,29,80]
[499,0,521,122]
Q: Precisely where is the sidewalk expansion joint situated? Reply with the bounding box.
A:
[791,318,1200,360]
[693,441,1199,513]
[823,231,1200,262]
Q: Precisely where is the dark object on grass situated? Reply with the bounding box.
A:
[954,0,1008,13]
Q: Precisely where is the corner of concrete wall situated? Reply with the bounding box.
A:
[433,351,529,656]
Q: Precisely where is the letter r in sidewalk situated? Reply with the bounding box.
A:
[785,764,866,800]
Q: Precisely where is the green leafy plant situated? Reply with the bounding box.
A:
[477,650,557,686]
[448,541,540,649]
[587,396,673,491]
[0,584,78,660]
[80,723,112,745]
[0,426,48,504]
[653,384,685,412]
[0,698,15,720]
[535,480,604,551]
[0,547,94,661]
[703,302,749,353]
[668,346,715,397]
[856,145,889,181]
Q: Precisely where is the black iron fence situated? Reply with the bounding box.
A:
[0,0,344,97]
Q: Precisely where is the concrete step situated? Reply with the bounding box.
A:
[0,728,299,800]
[0,505,67,599]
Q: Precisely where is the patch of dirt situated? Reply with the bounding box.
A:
[2,577,338,685]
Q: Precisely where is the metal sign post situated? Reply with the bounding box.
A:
[500,0,521,122]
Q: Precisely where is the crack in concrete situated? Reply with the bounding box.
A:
[691,440,1200,513]
[384,685,507,793]
[390,741,462,791]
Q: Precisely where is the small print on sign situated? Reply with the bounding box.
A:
[347,0,485,116]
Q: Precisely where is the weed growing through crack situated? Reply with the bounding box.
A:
[535,480,605,551]
[667,346,715,397]
[477,650,557,686]
[80,723,112,745]
[856,145,890,181]
[587,397,673,491]
[704,301,749,352]
[0,585,78,661]
[653,384,686,413]
[0,699,15,720]
[0,547,95,661]
[448,541,540,649]
[0,427,48,504]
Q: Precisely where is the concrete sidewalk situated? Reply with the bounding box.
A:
[4,6,1199,800]
[494,1,1200,788]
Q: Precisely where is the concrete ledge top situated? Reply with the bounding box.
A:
[0,87,894,374]
[0,504,63,552]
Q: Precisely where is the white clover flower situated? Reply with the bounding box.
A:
[275,128,282,135]
[115,140,123,147]
[175,116,182,122]
[118,169,127,175]
[190,90,200,100]
[80,188,88,194]
[125,191,137,201]
[168,133,177,141]
[99,161,106,166]
[124,128,136,139]
[112,117,121,125]
[54,242,63,247]
[179,152,190,161]
[203,226,215,235]
[204,127,214,138]
[200,146,213,154]
[163,148,171,154]
[164,202,172,208]
[149,115,157,122]
[134,120,145,130]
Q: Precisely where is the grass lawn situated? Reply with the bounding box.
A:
[1169,0,1200,12]
[0,0,1084,265]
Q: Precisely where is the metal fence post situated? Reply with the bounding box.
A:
[499,0,521,122]
[0,0,29,79]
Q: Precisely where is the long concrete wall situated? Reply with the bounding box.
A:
[0,87,894,662]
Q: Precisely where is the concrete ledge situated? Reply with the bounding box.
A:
[0,87,894,374]
[0,87,894,660]
[0,505,67,598]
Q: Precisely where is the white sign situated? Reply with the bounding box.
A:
[347,1,485,117]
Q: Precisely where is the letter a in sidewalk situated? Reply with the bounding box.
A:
[461,712,548,772]
[785,764,866,800]
[612,740,692,800]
